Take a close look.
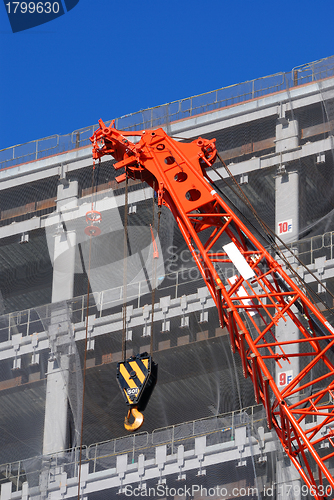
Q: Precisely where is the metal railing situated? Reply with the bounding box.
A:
[0,265,206,343]
[0,405,265,490]
[0,446,86,492]
[287,230,334,265]
[0,394,323,491]
[1,56,334,170]
[86,404,266,473]
[0,230,333,344]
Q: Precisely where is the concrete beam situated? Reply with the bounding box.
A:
[1,78,333,192]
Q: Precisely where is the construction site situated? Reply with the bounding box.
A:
[0,55,334,499]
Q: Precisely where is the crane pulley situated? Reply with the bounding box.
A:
[91,119,334,499]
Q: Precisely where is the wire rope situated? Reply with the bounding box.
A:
[149,183,161,355]
[122,172,129,362]
[208,153,334,318]
[77,159,100,500]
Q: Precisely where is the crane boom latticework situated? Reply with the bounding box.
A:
[91,119,334,498]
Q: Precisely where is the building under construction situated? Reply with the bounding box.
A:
[0,56,334,499]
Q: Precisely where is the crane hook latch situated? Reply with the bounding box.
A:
[124,407,144,432]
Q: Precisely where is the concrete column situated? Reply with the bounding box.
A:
[275,168,300,388]
[52,179,78,302]
[275,113,299,154]
[43,179,78,456]
[43,355,70,455]
[276,457,301,500]
[274,108,300,242]
[275,165,301,500]
[51,228,76,302]
[275,102,299,153]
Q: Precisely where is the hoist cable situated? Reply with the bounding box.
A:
[149,183,161,355]
[210,153,334,317]
[77,159,99,500]
[167,134,334,315]
[212,156,333,314]
[215,153,334,309]
[122,172,129,362]
[150,181,156,356]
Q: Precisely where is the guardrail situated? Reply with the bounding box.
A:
[0,446,86,493]
[0,405,264,490]
[0,230,333,344]
[86,404,266,474]
[0,393,323,491]
[286,231,334,265]
[1,55,334,170]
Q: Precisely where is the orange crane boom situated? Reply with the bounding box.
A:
[91,119,334,498]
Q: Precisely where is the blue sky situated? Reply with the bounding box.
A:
[1,0,334,150]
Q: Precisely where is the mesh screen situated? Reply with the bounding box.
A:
[0,70,334,499]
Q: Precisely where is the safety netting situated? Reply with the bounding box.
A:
[0,56,333,499]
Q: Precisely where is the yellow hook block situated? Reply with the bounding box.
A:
[124,407,144,432]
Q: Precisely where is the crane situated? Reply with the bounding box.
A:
[91,119,334,499]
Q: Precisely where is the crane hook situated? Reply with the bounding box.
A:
[124,407,144,432]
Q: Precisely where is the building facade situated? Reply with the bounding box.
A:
[0,56,334,499]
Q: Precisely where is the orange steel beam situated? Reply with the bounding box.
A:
[91,120,334,498]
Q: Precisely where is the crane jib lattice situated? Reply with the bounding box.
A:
[91,119,334,498]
